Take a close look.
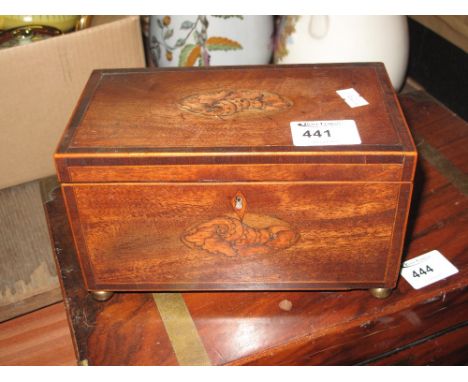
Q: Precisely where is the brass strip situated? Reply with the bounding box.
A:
[415,133,468,195]
[152,293,211,366]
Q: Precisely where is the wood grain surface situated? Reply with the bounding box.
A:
[55,64,417,293]
[2,89,455,365]
[0,302,75,366]
[1,89,465,365]
[368,322,468,365]
[65,163,405,183]
[56,64,414,154]
[62,181,405,291]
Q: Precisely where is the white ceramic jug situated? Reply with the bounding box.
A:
[150,15,274,67]
[275,16,409,90]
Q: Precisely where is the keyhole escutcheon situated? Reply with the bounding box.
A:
[235,195,243,210]
[231,191,247,220]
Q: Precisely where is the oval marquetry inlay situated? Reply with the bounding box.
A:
[177,89,293,118]
[181,214,299,257]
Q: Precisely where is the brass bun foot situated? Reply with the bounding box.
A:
[369,287,392,299]
[91,290,114,302]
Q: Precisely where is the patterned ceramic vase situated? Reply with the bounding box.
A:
[274,16,409,90]
[149,15,274,67]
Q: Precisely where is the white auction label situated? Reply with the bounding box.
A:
[400,250,459,290]
[290,120,361,146]
[336,88,369,108]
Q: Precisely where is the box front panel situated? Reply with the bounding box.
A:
[63,182,402,290]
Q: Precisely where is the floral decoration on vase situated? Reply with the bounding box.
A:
[273,16,300,63]
[150,15,244,67]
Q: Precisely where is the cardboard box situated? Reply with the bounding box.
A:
[0,16,146,189]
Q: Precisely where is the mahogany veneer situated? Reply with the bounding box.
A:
[55,64,417,294]
[38,90,466,365]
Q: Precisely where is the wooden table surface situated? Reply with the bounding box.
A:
[0,89,466,366]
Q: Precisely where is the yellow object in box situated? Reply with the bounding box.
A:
[0,15,81,32]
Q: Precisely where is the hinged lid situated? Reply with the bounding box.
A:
[55,63,417,183]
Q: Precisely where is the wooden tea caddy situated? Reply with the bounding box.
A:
[55,64,417,301]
